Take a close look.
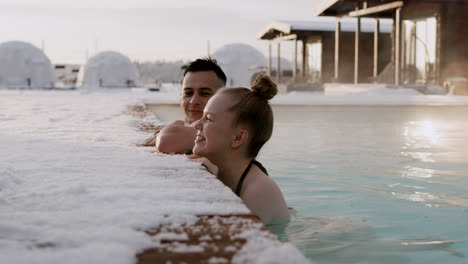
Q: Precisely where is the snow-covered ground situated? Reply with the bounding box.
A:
[274,85,468,105]
[144,83,468,123]
[145,83,468,106]
[0,89,308,264]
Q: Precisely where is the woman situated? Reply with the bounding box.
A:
[191,75,289,224]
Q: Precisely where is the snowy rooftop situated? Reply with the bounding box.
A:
[0,89,307,264]
[258,17,392,40]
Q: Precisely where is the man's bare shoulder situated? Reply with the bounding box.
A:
[140,120,186,147]
[156,121,197,154]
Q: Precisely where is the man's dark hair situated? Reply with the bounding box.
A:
[183,57,227,85]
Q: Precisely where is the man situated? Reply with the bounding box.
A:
[141,57,227,154]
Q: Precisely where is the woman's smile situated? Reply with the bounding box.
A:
[195,133,206,143]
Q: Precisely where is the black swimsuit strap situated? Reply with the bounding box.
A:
[234,160,268,197]
[252,160,268,175]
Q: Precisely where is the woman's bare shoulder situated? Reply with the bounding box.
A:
[244,171,281,198]
[241,167,289,223]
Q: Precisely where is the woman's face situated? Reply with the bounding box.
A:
[193,92,238,161]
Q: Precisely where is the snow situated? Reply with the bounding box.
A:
[3,84,464,263]
[208,257,229,264]
[278,17,392,33]
[144,83,468,107]
[445,77,468,82]
[272,84,468,105]
[77,51,141,88]
[212,43,267,87]
[144,83,468,123]
[0,89,308,264]
[232,235,309,264]
[0,41,55,89]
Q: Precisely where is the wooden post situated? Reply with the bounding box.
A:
[268,42,271,77]
[355,17,361,85]
[374,19,380,81]
[401,19,406,83]
[276,42,281,84]
[302,40,307,80]
[335,20,340,82]
[395,7,401,86]
[435,15,441,85]
[293,38,297,82]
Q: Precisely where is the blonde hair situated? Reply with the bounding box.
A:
[221,74,277,158]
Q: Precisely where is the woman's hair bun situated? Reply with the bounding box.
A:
[251,74,277,100]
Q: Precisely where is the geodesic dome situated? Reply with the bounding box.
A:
[0,41,55,89]
[212,43,267,87]
[270,56,293,71]
[77,51,141,88]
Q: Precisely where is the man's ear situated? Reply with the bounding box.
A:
[232,129,248,149]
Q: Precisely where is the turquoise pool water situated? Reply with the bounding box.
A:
[262,106,468,264]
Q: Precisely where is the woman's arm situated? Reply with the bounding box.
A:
[187,155,219,176]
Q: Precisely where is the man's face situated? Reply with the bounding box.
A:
[180,71,224,124]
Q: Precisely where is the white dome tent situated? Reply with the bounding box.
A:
[0,41,55,89]
[77,51,141,88]
[271,56,293,71]
[212,43,267,87]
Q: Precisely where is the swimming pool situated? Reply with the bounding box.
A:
[261,106,468,263]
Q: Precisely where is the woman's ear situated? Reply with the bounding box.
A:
[231,129,248,149]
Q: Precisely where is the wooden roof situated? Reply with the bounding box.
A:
[315,0,400,18]
[315,0,468,18]
[257,18,392,40]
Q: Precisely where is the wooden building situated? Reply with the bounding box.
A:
[315,0,468,87]
[257,18,392,85]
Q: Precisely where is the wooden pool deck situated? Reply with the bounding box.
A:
[137,214,269,263]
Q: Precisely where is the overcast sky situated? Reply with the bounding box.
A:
[1,0,324,64]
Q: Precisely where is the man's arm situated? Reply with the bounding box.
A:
[140,121,185,147]
[141,134,157,146]
[156,122,197,154]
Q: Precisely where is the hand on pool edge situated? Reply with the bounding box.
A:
[187,155,218,176]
